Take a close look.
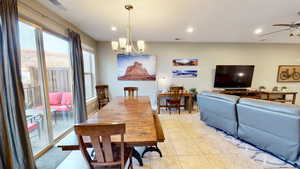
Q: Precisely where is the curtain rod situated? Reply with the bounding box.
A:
[18,0,74,32]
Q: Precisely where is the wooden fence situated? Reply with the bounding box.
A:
[24,68,71,109]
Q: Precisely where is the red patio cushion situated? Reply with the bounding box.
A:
[50,105,71,112]
[61,92,72,105]
[49,92,63,105]
[27,123,38,132]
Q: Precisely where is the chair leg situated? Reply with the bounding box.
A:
[178,106,180,114]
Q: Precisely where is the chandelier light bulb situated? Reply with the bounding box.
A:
[126,45,132,53]
[119,37,127,49]
[111,41,119,51]
[137,40,145,52]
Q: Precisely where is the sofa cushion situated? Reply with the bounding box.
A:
[239,98,300,116]
[49,92,63,105]
[61,92,72,105]
[237,98,300,165]
[197,91,240,136]
[200,91,240,103]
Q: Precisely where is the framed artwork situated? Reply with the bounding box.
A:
[173,59,198,66]
[172,70,198,78]
[277,65,300,82]
[117,54,156,81]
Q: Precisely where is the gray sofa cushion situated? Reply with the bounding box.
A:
[237,98,300,166]
[197,91,239,136]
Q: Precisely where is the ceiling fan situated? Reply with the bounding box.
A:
[260,22,300,37]
[260,12,300,38]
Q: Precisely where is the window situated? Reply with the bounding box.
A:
[83,50,96,99]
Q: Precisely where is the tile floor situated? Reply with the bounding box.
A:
[56,110,294,169]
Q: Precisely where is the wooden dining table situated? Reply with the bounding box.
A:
[56,96,165,166]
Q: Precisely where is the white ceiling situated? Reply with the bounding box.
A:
[37,0,300,43]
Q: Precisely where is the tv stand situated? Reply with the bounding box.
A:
[213,89,263,99]
[212,90,297,104]
[225,89,247,91]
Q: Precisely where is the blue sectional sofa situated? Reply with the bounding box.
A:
[197,91,300,167]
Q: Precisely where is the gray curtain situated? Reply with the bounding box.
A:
[68,30,87,123]
[0,0,37,169]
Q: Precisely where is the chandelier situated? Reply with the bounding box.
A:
[111,2,145,54]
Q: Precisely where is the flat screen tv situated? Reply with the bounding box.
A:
[214,65,255,88]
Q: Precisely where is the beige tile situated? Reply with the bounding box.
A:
[151,156,182,169]
[172,139,202,156]
[178,155,212,169]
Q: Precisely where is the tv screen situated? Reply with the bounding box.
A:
[214,65,255,88]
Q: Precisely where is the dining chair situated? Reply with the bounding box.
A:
[96,85,110,109]
[166,90,182,114]
[124,87,138,97]
[74,123,133,169]
[165,86,184,112]
[169,86,184,92]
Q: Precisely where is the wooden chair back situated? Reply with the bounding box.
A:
[170,86,184,92]
[124,87,138,97]
[169,90,182,101]
[96,85,109,100]
[75,123,126,169]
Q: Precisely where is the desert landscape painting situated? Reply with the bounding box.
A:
[173,59,198,66]
[117,54,156,81]
[172,70,198,78]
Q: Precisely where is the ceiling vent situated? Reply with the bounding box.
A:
[48,0,66,10]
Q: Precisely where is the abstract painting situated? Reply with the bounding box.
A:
[173,59,198,66]
[172,70,198,78]
[277,65,300,82]
[117,54,156,81]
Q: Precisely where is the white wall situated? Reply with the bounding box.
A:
[96,42,300,105]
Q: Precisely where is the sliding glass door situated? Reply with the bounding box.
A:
[19,21,74,155]
[19,22,49,154]
[43,32,74,139]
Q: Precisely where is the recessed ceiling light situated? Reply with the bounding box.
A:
[186,27,194,33]
[111,26,117,31]
[254,28,263,35]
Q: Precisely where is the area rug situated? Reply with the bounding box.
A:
[36,147,71,169]
[215,129,296,169]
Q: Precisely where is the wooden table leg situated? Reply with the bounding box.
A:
[188,95,192,113]
[133,148,143,166]
[292,93,296,104]
[157,96,161,114]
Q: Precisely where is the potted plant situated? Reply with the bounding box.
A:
[258,86,266,91]
[189,88,198,110]
[281,86,288,91]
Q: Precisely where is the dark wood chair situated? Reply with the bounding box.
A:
[74,123,133,169]
[169,86,184,92]
[124,87,138,97]
[96,85,110,109]
[165,86,184,113]
[166,90,182,114]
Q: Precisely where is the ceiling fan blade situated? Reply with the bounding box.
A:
[260,28,291,37]
[272,24,291,27]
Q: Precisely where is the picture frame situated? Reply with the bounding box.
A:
[173,59,198,66]
[277,65,300,82]
[117,54,156,81]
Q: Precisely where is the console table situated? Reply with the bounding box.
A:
[213,90,297,104]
